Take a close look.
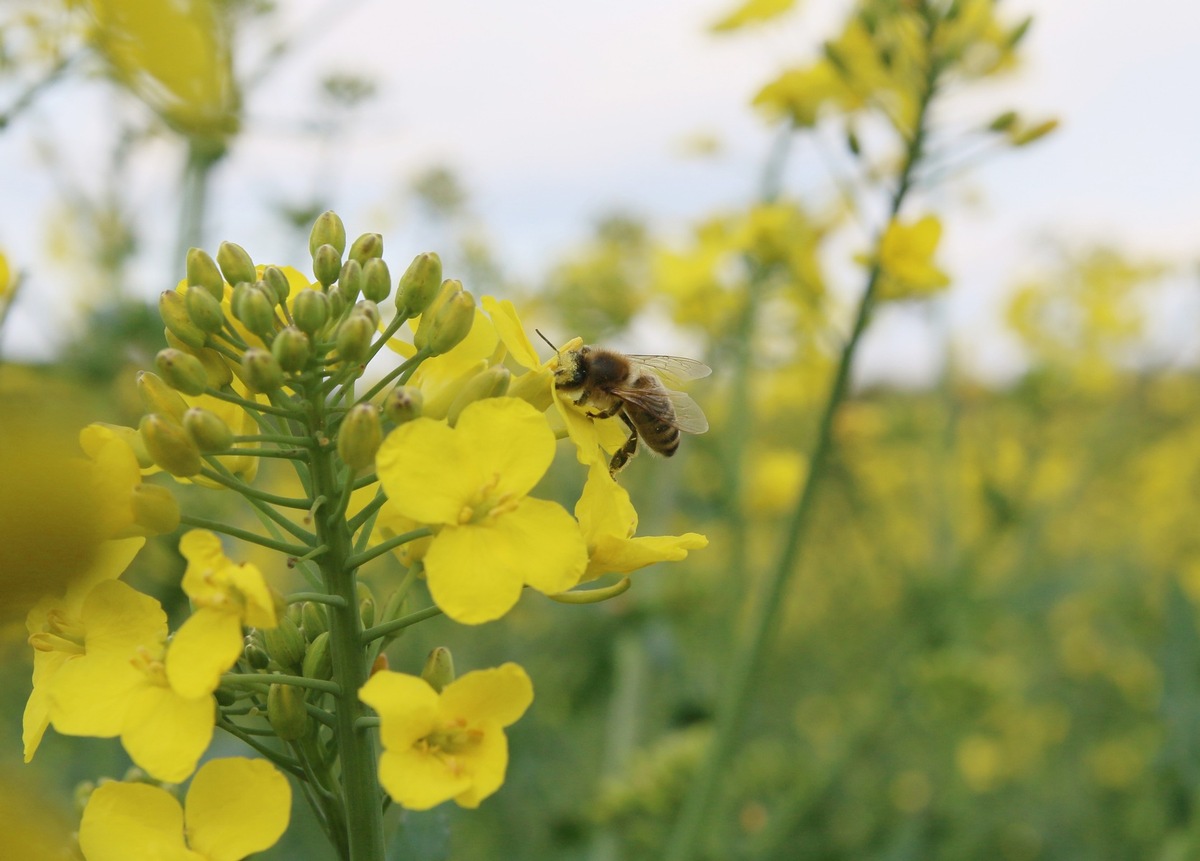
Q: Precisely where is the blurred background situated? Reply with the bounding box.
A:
[2,1,1200,859]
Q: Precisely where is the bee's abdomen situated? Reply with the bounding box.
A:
[625,386,679,457]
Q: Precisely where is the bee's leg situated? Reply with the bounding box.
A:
[608,413,639,477]
[587,403,623,421]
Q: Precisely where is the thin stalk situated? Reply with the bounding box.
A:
[207,386,298,417]
[286,592,348,608]
[220,673,340,696]
[179,514,310,557]
[361,604,443,644]
[199,466,313,509]
[662,40,943,861]
[348,489,387,535]
[345,527,433,571]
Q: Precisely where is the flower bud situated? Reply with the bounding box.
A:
[413,279,459,345]
[216,241,256,287]
[383,385,423,425]
[416,288,475,356]
[139,413,202,477]
[360,593,375,629]
[261,615,306,671]
[183,407,234,452]
[137,371,188,422]
[337,403,382,473]
[262,265,292,304]
[293,289,330,335]
[336,314,375,365]
[313,243,342,288]
[395,252,442,317]
[245,640,270,670]
[301,602,327,642]
[309,210,347,257]
[185,284,226,334]
[354,300,380,329]
[130,483,181,535]
[231,282,276,336]
[1010,118,1059,147]
[164,331,236,389]
[272,326,312,373]
[242,348,284,393]
[987,110,1018,133]
[348,232,383,265]
[338,259,363,302]
[214,686,237,707]
[420,647,455,693]
[302,630,332,680]
[155,348,209,396]
[361,258,391,303]
[267,683,309,741]
[187,247,225,301]
[159,290,207,349]
[446,365,510,425]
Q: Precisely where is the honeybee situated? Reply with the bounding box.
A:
[537,331,710,476]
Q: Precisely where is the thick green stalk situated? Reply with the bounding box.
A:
[308,392,386,861]
[662,45,943,861]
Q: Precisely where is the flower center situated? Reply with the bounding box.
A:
[458,473,520,525]
[130,644,169,687]
[28,609,87,654]
[418,718,485,774]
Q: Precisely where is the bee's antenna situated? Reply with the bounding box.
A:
[535,329,560,354]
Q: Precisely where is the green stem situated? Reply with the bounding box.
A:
[361,604,443,644]
[178,514,310,557]
[217,718,304,779]
[233,433,316,446]
[662,40,943,861]
[347,347,431,405]
[207,385,298,417]
[348,489,387,535]
[345,527,433,571]
[286,592,348,607]
[220,673,341,695]
[200,465,313,508]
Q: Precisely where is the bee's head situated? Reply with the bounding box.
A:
[553,346,589,389]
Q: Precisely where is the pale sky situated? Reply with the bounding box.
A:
[2,0,1197,382]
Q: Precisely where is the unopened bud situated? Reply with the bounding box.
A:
[261,615,305,671]
[383,385,423,425]
[185,284,225,333]
[416,288,475,356]
[137,371,188,422]
[395,252,442,317]
[338,259,363,301]
[302,631,332,680]
[309,211,347,257]
[336,314,375,365]
[447,365,510,425]
[164,332,235,389]
[1010,118,1059,147]
[231,283,276,336]
[988,110,1019,133]
[187,247,226,301]
[160,290,207,349]
[155,348,209,396]
[268,683,309,741]
[337,403,382,472]
[262,265,292,304]
[361,258,391,303]
[420,647,455,693]
[293,289,330,335]
[348,232,383,265]
[139,413,202,477]
[245,640,270,670]
[129,484,181,535]
[272,326,312,373]
[242,348,284,393]
[328,286,349,320]
[301,602,327,642]
[354,300,380,329]
[183,407,234,452]
[313,243,342,288]
[216,241,256,287]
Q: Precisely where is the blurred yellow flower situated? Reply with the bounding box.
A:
[876,215,951,300]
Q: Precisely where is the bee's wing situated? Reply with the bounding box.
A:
[626,355,712,387]
[612,385,710,435]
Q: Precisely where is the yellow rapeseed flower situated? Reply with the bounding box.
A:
[360,663,533,810]
[876,215,951,300]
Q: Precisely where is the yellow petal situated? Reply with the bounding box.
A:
[22,662,59,761]
[165,607,243,698]
[64,537,146,611]
[179,530,230,600]
[376,418,478,525]
[378,746,471,811]
[78,781,198,861]
[481,296,542,369]
[185,758,291,861]
[503,499,587,595]
[47,655,142,739]
[576,460,637,543]
[224,562,277,628]
[122,685,214,783]
[440,663,533,729]
[454,398,555,500]
[586,533,709,580]
[359,671,439,750]
[452,723,508,808]
[423,525,527,625]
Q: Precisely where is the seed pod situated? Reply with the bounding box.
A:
[187,247,226,301]
[262,265,292,304]
[338,259,363,302]
[216,241,256,287]
[292,289,330,335]
[268,683,309,741]
[313,243,342,288]
[337,403,382,473]
[242,348,284,393]
[420,647,456,693]
[272,326,312,373]
[361,257,391,303]
[446,365,510,425]
[155,348,209,396]
[302,631,332,680]
[159,290,207,349]
[383,385,423,425]
[309,210,347,257]
[348,232,383,265]
[395,252,442,317]
[137,371,188,422]
[336,314,375,365]
[129,484,181,535]
[185,284,225,333]
[139,413,202,477]
[183,407,234,452]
